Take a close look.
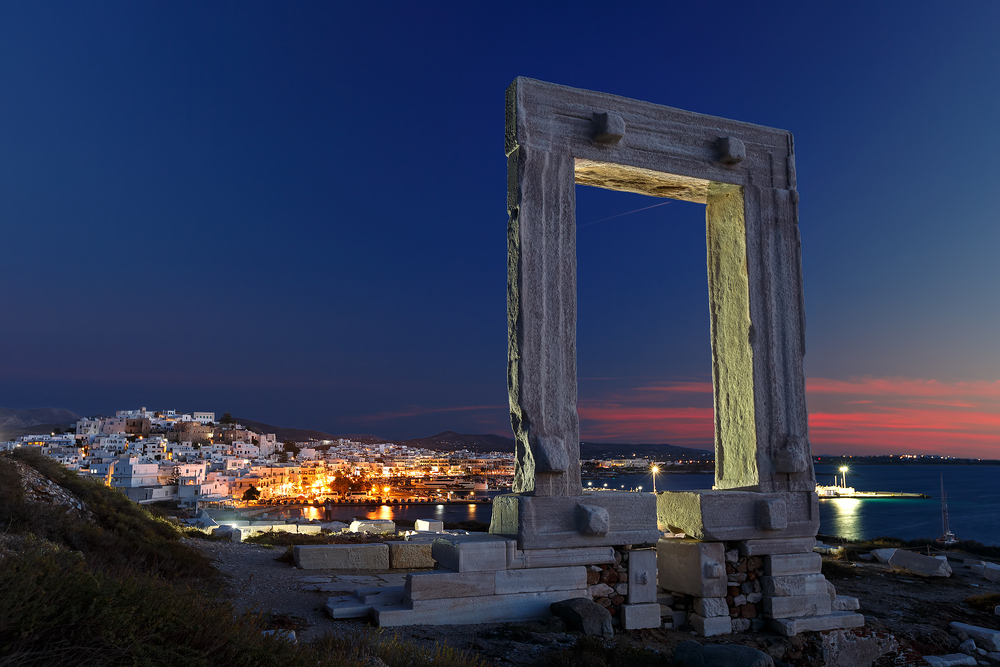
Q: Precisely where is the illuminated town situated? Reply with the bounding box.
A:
[0,407,706,508]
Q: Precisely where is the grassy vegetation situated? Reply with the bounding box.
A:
[540,636,662,667]
[821,533,1000,562]
[243,532,402,547]
[0,451,485,667]
[965,592,1000,612]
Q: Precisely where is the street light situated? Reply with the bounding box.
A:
[839,466,849,488]
[651,465,659,493]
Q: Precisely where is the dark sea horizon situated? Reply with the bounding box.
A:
[278,463,1000,546]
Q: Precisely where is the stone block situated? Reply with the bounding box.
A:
[656,538,726,598]
[672,610,687,628]
[736,537,816,556]
[349,519,395,535]
[971,564,985,576]
[759,573,828,597]
[404,570,495,601]
[764,552,822,576]
[964,559,985,567]
[871,548,896,563]
[950,622,1000,651]
[763,593,831,618]
[495,566,586,595]
[389,542,434,569]
[768,611,864,636]
[414,519,444,532]
[983,563,1000,582]
[294,544,389,570]
[589,583,614,597]
[693,596,728,617]
[230,528,243,542]
[325,599,373,619]
[626,549,657,603]
[432,534,513,572]
[510,546,615,569]
[673,641,773,667]
[656,490,819,541]
[888,550,952,577]
[551,598,613,638]
[689,613,731,637]
[620,603,661,630]
[490,492,659,549]
[923,655,978,667]
[832,595,860,611]
[376,589,589,627]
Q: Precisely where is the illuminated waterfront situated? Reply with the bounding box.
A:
[271,465,1000,546]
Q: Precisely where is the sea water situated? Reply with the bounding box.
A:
[281,464,1000,546]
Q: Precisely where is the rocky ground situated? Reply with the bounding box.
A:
[187,537,1000,666]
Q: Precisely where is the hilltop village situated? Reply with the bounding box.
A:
[0,407,697,508]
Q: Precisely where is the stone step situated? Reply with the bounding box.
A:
[357,586,405,605]
[375,589,588,627]
[768,611,864,637]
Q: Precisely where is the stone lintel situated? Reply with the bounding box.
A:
[656,490,819,541]
[764,552,822,577]
[495,566,587,595]
[768,612,864,637]
[759,573,828,597]
[508,546,616,569]
[735,537,816,556]
[762,593,832,619]
[404,570,495,601]
[293,543,389,570]
[490,492,659,550]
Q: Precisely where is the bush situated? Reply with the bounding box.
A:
[2,450,213,580]
[0,453,486,667]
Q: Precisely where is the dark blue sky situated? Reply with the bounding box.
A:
[3,3,999,452]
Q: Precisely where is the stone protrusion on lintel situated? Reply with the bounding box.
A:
[591,110,625,146]
[716,136,746,164]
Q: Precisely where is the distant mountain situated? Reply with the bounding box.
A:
[400,430,515,452]
[579,441,711,460]
[232,417,386,445]
[0,407,82,439]
[232,417,711,460]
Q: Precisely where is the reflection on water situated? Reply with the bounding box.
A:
[824,498,861,540]
[263,467,1000,545]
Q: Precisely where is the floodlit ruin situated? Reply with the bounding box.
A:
[323,78,863,636]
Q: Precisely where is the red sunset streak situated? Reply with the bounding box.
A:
[574,377,1000,457]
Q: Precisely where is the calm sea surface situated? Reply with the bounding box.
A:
[280,465,1000,546]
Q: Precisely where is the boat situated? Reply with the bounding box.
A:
[410,476,478,490]
[936,474,959,546]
